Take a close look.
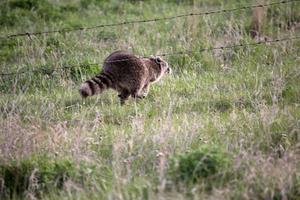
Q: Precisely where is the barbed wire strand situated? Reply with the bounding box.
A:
[157,36,300,57]
[0,64,99,76]
[1,35,299,77]
[1,0,299,40]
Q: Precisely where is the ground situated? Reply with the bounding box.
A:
[0,0,300,199]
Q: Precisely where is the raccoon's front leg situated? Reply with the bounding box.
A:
[118,89,130,105]
[131,84,149,99]
[140,84,150,98]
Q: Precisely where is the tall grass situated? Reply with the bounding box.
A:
[0,0,300,199]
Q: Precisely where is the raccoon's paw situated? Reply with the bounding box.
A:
[131,94,146,99]
[118,91,130,105]
[120,99,126,106]
[132,91,148,99]
[138,94,147,99]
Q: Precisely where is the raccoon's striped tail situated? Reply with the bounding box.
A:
[79,72,113,98]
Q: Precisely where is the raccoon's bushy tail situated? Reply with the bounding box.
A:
[79,72,114,98]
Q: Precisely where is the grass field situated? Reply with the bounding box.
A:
[0,0,300,199]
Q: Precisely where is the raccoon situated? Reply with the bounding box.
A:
[79,51,171,104]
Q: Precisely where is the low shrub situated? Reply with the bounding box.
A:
[0,155,83,198]
[169,146,232,184]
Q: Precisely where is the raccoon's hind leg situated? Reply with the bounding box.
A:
[118,89,130,105]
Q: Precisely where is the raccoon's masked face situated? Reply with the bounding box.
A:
[151,56,172,75]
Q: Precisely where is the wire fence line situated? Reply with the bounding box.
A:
[1,35,299,77]
[1,0,299,40]
[156,35,300,57]
[0,64,99,77]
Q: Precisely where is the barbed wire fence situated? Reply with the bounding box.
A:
[1,0,298,40]
[1,36,299,77]
[0,0,299,77]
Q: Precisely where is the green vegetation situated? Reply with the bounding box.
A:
[169,146,232,184]
[0,0,300,199]
[1,156,79,198]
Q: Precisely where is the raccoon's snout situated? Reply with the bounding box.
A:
[166,67,172,74]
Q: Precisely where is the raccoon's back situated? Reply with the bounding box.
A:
[103,51,147,83]
[103,51,141,70]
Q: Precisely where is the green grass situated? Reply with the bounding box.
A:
[0,0,300,199]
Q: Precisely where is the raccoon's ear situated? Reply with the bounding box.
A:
[155,57,162,64]
[150,56,162,65]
